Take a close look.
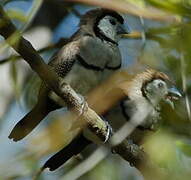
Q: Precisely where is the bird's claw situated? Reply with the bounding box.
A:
[81,101,89,115]
[78,94,88,116]
[103,120,113,143]
[77,95,112,144]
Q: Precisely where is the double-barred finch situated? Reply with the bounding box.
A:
[40,69,181,171]
[104,69,182,144]
[9,8,130,142]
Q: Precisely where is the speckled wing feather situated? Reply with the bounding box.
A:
[8,40,80,141]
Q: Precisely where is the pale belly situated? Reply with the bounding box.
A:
[63,63,112,95]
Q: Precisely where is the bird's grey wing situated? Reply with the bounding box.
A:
[121,97,158,131]
[120,97,136,121]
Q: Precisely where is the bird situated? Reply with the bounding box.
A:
[100,69,182,144]
[8,8,129,142]
[41,69,181,171]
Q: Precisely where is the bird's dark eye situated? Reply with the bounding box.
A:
[158,82,164,88]
[109,19,116,25]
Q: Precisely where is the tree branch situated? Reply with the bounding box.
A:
[0,5,108,141]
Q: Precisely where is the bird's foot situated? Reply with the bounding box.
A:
[77,95,112,143]
[103,120,113,143]
[77,94,89,116]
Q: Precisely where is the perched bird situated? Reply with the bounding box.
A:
[102,69,182,144]
[9,8,129,142]
[41,69,181,171]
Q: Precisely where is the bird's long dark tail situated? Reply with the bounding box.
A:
[43,134,91,171]
[8,104,50,142]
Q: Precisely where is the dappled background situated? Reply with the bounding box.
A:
[0,0,191,179]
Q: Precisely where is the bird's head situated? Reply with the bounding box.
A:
[79,8,130,44]
[140,69,182,109]
[120,69,182,130]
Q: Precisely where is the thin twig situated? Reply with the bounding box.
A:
[20,0,43,32]
[180,51,191,121]
[66,0,179,22]
[62,146,109,180]
[70,7,82,17]
[137,16,146,63]
[0,38,69,65]
[0,0,43,53]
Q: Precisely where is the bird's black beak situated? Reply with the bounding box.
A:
[164,86,182,109]
[117,23,131,35]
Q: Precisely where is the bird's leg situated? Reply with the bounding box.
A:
[75,94,113,143]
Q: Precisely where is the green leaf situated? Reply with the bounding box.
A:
[6,9,27,23]
[10,58,20,99]
[147,0,191,17]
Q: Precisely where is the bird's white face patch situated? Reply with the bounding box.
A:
[97,16,121,42]
[145,79,168,105]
